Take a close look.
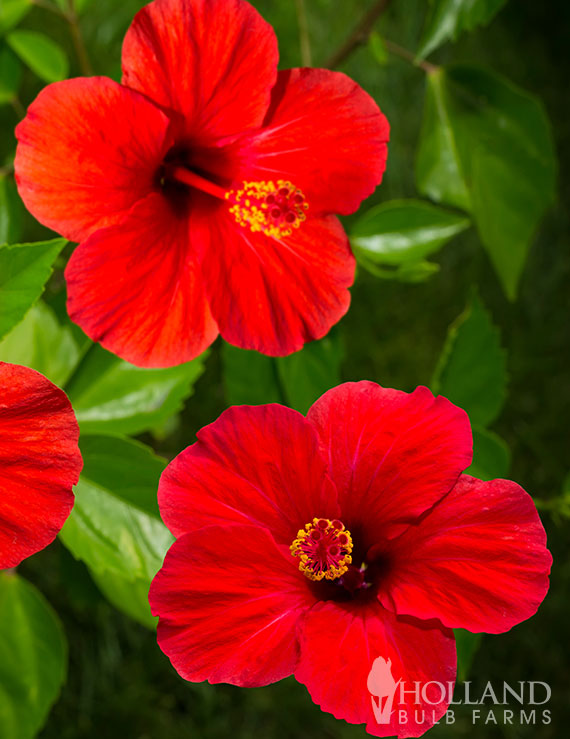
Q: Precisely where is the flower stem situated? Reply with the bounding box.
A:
[325,0,391,69]
[294,0,312,67]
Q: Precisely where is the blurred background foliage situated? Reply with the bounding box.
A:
[0,0,569,736]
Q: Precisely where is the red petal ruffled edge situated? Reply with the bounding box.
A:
[295,600,456,738]
[15,77,172,242]
[122,0,278,140]
[66,192,218,368]
[242,68,389,216]
[149,524,316,687]
[158,403,339,544]
[306,382,472,543]
[378,474,552,633]
[199,211,355,355]
[0,363,82,568]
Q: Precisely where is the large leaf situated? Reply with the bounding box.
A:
[432,295,507,427]
[223,332,343,414]
[59,435,172,625]
[417,0,507,60]
[0,573,67,739]
[0,0,32,35]
[6,30,68,83]
[0,301,80,386]
[0,45,21,104]
[65,344,208,435]
[351,199,469,265]
[0,238,66,341]
[468,426,510,480]
[416,66,556,299]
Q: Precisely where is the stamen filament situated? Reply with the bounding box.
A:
[165,165,227,200]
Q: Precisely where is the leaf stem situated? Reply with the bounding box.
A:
[66,0,93,75]
[294,0,312,66]
[383,39,438,73]
[325,0,391,69]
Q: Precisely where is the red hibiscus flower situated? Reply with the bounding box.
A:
[149,381,552,738]
[14,0,389,368]
[0,362,82,569]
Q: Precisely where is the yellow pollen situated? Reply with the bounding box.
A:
[226,179,309,238]
[290,518,353,582]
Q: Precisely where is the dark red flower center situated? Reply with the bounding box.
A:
[290,518,353,581]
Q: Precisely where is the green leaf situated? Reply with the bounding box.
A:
[0,573,67,739]
[351,199,469,265]
[6,30,68,83]
[369,31,388,65]
[468,426,510,480]
[223,332,344,414]
[0,45,21,104]
[0,301,80,386]
[90,569,156,629]
[356,253,440,283]
[454,628,482,681]
[0,238,67,341]
[276,331,344,414]
[0,174,24,243]
[65,344,208,435]
[0,0,32,35]
[432,295,507,426]
[417,0,507,60]
[416,65,556,299]
[59,435,173,625]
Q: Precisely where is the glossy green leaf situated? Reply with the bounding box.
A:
[0,238,67,341]
[0,174,24,243]
[59,435,172,625]
[0,301,80,386]
[6,30,68,83]
[454,628,482,681]
[0,573,67,739]
[356,254,440,283]
[351,199,469,265]
[65,344,208,435]
[432,295,507,426]
[417,0,507,60]
[0,45,21,104]
[0,0,32,35]
[416,65,556,298]
[468,426,510,480]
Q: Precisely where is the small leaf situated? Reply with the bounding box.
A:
[0,174,24,243]
[0,238,67,341]
[0,573,67,739]
[416,65,556,299]
[0,45,21,104]
[432,295,507,426]
[0,301,80,386]
[351,199,469,265]
[59,435,173,624]
[468,427,510,480]
[7,30,68,83]
[0,0,32,35]
[417,0,507,60]
[65,344,209,435]
[369,31,388,65]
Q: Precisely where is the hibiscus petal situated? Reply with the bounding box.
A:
[15,77,172,242]
[306,382,472,542]
[122,0,278,139]
[158,403,339,544]
[243,68,389,216]
[295,600,456,738]
[149,524,315,686]
[200,212,354,355]
[378,475,552,633]
[0,363,82,568]
[65,192,218,368]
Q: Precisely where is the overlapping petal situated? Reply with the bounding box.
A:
[150,524,316,686]
[0,363,82,568]
[295,601,456,738]
[199,213,355,355]
[15,77,172,242]
[158,403,339,544]
[122,0,278,139]
[377,475,553,633]
[243,68,389,216]
[307,382,472,542]
[65,192,218,368]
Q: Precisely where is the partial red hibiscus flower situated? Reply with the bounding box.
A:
[150,381,552,738]
[0,362,82,569]
[14,0,389,368]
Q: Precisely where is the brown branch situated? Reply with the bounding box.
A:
[325,0,391,69]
